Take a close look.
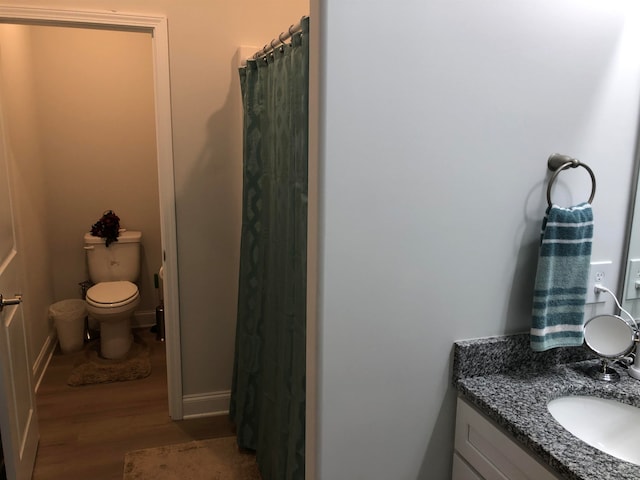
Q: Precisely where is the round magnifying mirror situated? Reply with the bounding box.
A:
[583,314,636,359]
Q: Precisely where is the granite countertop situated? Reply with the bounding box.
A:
[453,334,640,480]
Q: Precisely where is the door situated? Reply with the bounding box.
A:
[0,79,38,480]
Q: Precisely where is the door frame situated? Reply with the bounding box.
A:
[0,6,183,419]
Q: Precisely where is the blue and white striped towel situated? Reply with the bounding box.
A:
[530,202,593,352]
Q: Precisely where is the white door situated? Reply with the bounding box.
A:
[0,82,38,479]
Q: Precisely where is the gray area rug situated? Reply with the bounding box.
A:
[123,436,261,480]
[67,335,151,386]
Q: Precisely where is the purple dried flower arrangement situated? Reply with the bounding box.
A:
[90,210,120,247]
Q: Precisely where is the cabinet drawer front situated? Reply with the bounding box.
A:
[454,398,559,480]
[453,452,484,480]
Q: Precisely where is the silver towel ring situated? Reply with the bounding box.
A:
[546,153,596,207]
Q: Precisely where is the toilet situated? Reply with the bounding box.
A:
[83,230,142,359]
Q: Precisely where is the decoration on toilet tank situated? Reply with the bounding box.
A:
[90,210,120,247]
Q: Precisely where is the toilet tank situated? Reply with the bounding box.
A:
[84,230,142,283]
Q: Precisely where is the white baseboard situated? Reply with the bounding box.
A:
[33,330,57,392]
[182,390,231,419]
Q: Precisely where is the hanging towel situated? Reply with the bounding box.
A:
[530,202,593,352]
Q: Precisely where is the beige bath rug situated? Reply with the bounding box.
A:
[67,335,151,386]
[123,436,261,480]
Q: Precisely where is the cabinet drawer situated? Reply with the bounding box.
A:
[454,398,559,480]
[453,451,484,480]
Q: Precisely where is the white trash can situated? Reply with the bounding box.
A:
[49,299,87,354]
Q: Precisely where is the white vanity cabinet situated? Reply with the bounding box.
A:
[453,398,561,480]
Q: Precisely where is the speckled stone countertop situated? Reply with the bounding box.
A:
[453,333,640,480]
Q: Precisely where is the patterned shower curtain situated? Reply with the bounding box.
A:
[229,17,309,480]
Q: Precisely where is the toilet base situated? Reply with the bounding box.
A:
[99,318,133,359]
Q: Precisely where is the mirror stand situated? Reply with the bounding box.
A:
[588,359,621,382]
[583,313,639,382]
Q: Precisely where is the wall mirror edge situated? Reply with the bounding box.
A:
[619,110,640,316]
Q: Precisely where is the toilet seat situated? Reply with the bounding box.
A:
[86,281,139,309]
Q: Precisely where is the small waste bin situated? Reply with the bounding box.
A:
[49,299,87,354]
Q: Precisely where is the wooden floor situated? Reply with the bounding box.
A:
[32,328,235,480]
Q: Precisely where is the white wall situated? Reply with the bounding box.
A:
[315,1,640,478]
[29,26,161,315]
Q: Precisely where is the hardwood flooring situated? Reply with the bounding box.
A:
[32,328,235,480]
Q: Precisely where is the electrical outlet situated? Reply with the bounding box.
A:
[585,261,614,305]
[624,259,640,301]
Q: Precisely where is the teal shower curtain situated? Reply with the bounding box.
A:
[230,17,309,480]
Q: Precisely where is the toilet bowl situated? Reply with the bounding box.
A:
[86,280,140,359]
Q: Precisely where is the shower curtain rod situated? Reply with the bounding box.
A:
[247,16,307,62]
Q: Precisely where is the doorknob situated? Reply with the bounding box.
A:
[0,294,22,312]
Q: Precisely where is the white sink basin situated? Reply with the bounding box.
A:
[547,395,640,465]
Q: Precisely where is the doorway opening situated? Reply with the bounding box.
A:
[0,7,182,418]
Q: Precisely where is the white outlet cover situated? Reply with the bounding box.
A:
[625,259,640,301]
[585,261,613,305]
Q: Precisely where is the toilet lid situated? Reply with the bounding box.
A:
[86,281,138,305]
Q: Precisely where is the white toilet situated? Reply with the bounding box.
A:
[83,230,142,359]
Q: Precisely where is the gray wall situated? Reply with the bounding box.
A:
[314,1,640,478]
